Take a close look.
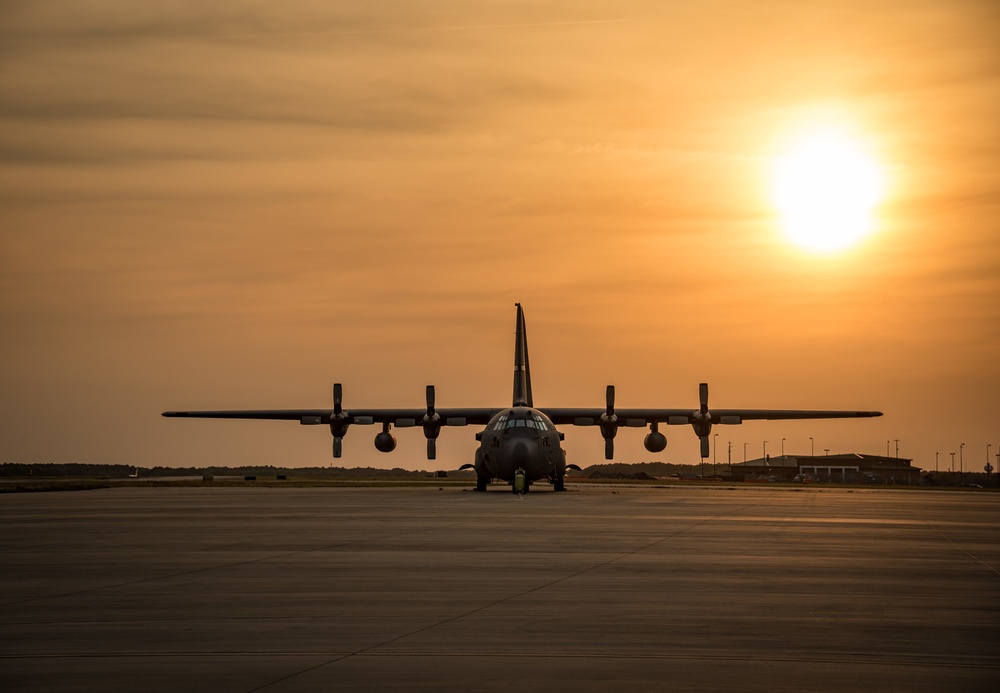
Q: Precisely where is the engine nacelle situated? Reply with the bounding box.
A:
[374,431,397,453]
[644,431,667,453]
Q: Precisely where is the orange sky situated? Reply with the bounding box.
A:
[2,1,998,472]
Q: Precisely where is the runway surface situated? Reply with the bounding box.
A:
[2,484,998,692]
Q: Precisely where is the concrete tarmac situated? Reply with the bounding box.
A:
[2,484,998,692]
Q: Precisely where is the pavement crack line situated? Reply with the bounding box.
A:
[920,518,1000,578]
[246,493,778,692]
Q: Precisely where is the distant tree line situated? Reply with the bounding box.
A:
[584,462,707,479]
[1,463,137,478]
[0,463,472,479]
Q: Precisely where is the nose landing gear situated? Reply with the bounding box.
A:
[513,468,527,494]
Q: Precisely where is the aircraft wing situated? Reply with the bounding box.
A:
[164,409,331,421]
[164,383,506,460]
[537,382,882,459]
[697,409,883,422]
[163,406,880,427]
[162,408,500,426]
[540,408,883,426]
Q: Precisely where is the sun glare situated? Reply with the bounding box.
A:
[772,132,884,252]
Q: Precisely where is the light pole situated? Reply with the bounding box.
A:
[894,439,899,458]
[960,442,965,485]
[744,442,748,464]
[781,437,786,459]
[824,448,829,456]
[763,440,768,464]
[935,451,939,475]
[809,437,814,457]
[728,440,732,472]
[950,452,956,484]
[886,440,890,457]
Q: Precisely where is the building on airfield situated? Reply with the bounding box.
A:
[734,453,921,485]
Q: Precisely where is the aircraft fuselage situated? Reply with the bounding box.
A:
[475,406,566,491]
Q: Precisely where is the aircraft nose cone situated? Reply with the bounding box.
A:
[505,437,539,468]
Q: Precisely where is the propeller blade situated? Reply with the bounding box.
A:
[333,383,343,416]
[605,438,615,460]
[699,383,709,415]
[333,436,343,458]
[427,437,437,460]
[700,436,710,458]
[606,384,615,415]
[426,384,435,414]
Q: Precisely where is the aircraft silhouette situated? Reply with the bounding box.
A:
[164,304,882,492]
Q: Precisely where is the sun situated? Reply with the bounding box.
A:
[771,132,884,252]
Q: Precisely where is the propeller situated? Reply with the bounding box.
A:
[693,382,712,458]
[329,382,349,458]
[422,384,441,460]
[599,384,618,460]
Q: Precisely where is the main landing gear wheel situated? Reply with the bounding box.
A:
[471,452,489,492]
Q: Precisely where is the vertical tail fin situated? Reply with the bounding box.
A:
[512,303,533,407]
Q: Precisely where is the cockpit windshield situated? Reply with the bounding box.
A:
[490,413,552,431]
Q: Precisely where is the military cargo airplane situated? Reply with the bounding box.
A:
[163,304,882,492]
